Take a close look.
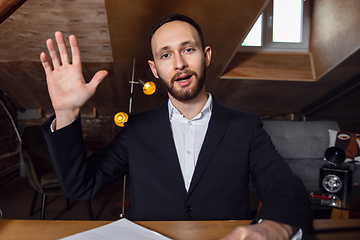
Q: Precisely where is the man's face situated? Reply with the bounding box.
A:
[148,21,211,101]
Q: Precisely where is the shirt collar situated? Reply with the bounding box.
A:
[168,93,213,121]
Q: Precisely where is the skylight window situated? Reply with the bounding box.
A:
[273,0,303,43]
[242,14,262,47]
[240,0,310,52]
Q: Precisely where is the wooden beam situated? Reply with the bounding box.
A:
[38,108,45,118]
[0,0,27,24]
[221,52,315,82]
[93,108,98,119]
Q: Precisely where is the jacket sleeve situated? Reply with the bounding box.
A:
[41,115,129,200]
[248,115,313,232]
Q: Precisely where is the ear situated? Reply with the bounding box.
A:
[148,60,159,79]
[204,46,212,67]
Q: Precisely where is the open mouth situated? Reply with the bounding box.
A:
[175,74,193,82]
[174,74,193,87]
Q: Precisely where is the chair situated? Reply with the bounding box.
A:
[21,125,94,220]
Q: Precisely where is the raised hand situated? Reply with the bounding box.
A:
[40,31,108,130]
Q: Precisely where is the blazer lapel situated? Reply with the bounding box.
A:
[187,99,232,195]
[148,101,187,195]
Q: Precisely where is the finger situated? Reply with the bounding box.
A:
[46,38,61,68]
[69,35,81,65]
[87,70,108,95]
[40,52,53,75]
[55,31,70,65]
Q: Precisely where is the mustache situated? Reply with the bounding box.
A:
[171,70,198,83]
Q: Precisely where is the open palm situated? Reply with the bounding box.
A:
[40,32,107,128]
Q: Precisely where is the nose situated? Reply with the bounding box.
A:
[174,53,188,71]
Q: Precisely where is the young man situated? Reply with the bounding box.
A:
[40,14,312,239]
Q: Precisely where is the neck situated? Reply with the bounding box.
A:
[169,87,208,120]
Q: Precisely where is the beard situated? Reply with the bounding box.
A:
[159,62,207,102]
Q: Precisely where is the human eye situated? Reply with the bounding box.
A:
[160,53,170,59]
[184,48,194,54]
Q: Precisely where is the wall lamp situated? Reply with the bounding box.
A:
[113,59,156,218]
[114,59,156,127]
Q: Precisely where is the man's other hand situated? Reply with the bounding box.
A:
[220,220,297,240]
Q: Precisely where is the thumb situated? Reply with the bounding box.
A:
[87,70,108,93]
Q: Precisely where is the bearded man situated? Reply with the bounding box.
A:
[40,14,313,240]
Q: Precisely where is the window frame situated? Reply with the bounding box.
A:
[239,0,310,52]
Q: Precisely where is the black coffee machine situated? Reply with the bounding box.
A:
[319,147,352,194]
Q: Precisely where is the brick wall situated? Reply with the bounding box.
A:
[81,116,122,151]
[18,115,121,152]
[0,92,20,179]
[0,85,122,182]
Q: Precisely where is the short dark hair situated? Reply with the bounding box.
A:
[149,13,206,58]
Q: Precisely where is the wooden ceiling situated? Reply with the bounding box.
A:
[0,0,359,121]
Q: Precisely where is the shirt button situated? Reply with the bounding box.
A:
[187,150,191,154]
[188,122,192,126]
[185,205,193,213]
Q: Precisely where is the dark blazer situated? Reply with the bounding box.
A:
[42,98,313,231]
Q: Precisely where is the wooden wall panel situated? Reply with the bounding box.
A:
[105,0,268,65]
[0,0,359,122]
[0,0,112,62]
[0,62,123,111]
[0,62,50,109]
[310,0,360,79]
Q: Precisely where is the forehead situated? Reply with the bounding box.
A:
[151,21,201,52]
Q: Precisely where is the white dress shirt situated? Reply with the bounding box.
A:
[168,95,303,239]
[168,93,213,191]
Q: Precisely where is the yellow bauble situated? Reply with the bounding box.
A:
[142,81,156,95]
[114,112,128,127]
